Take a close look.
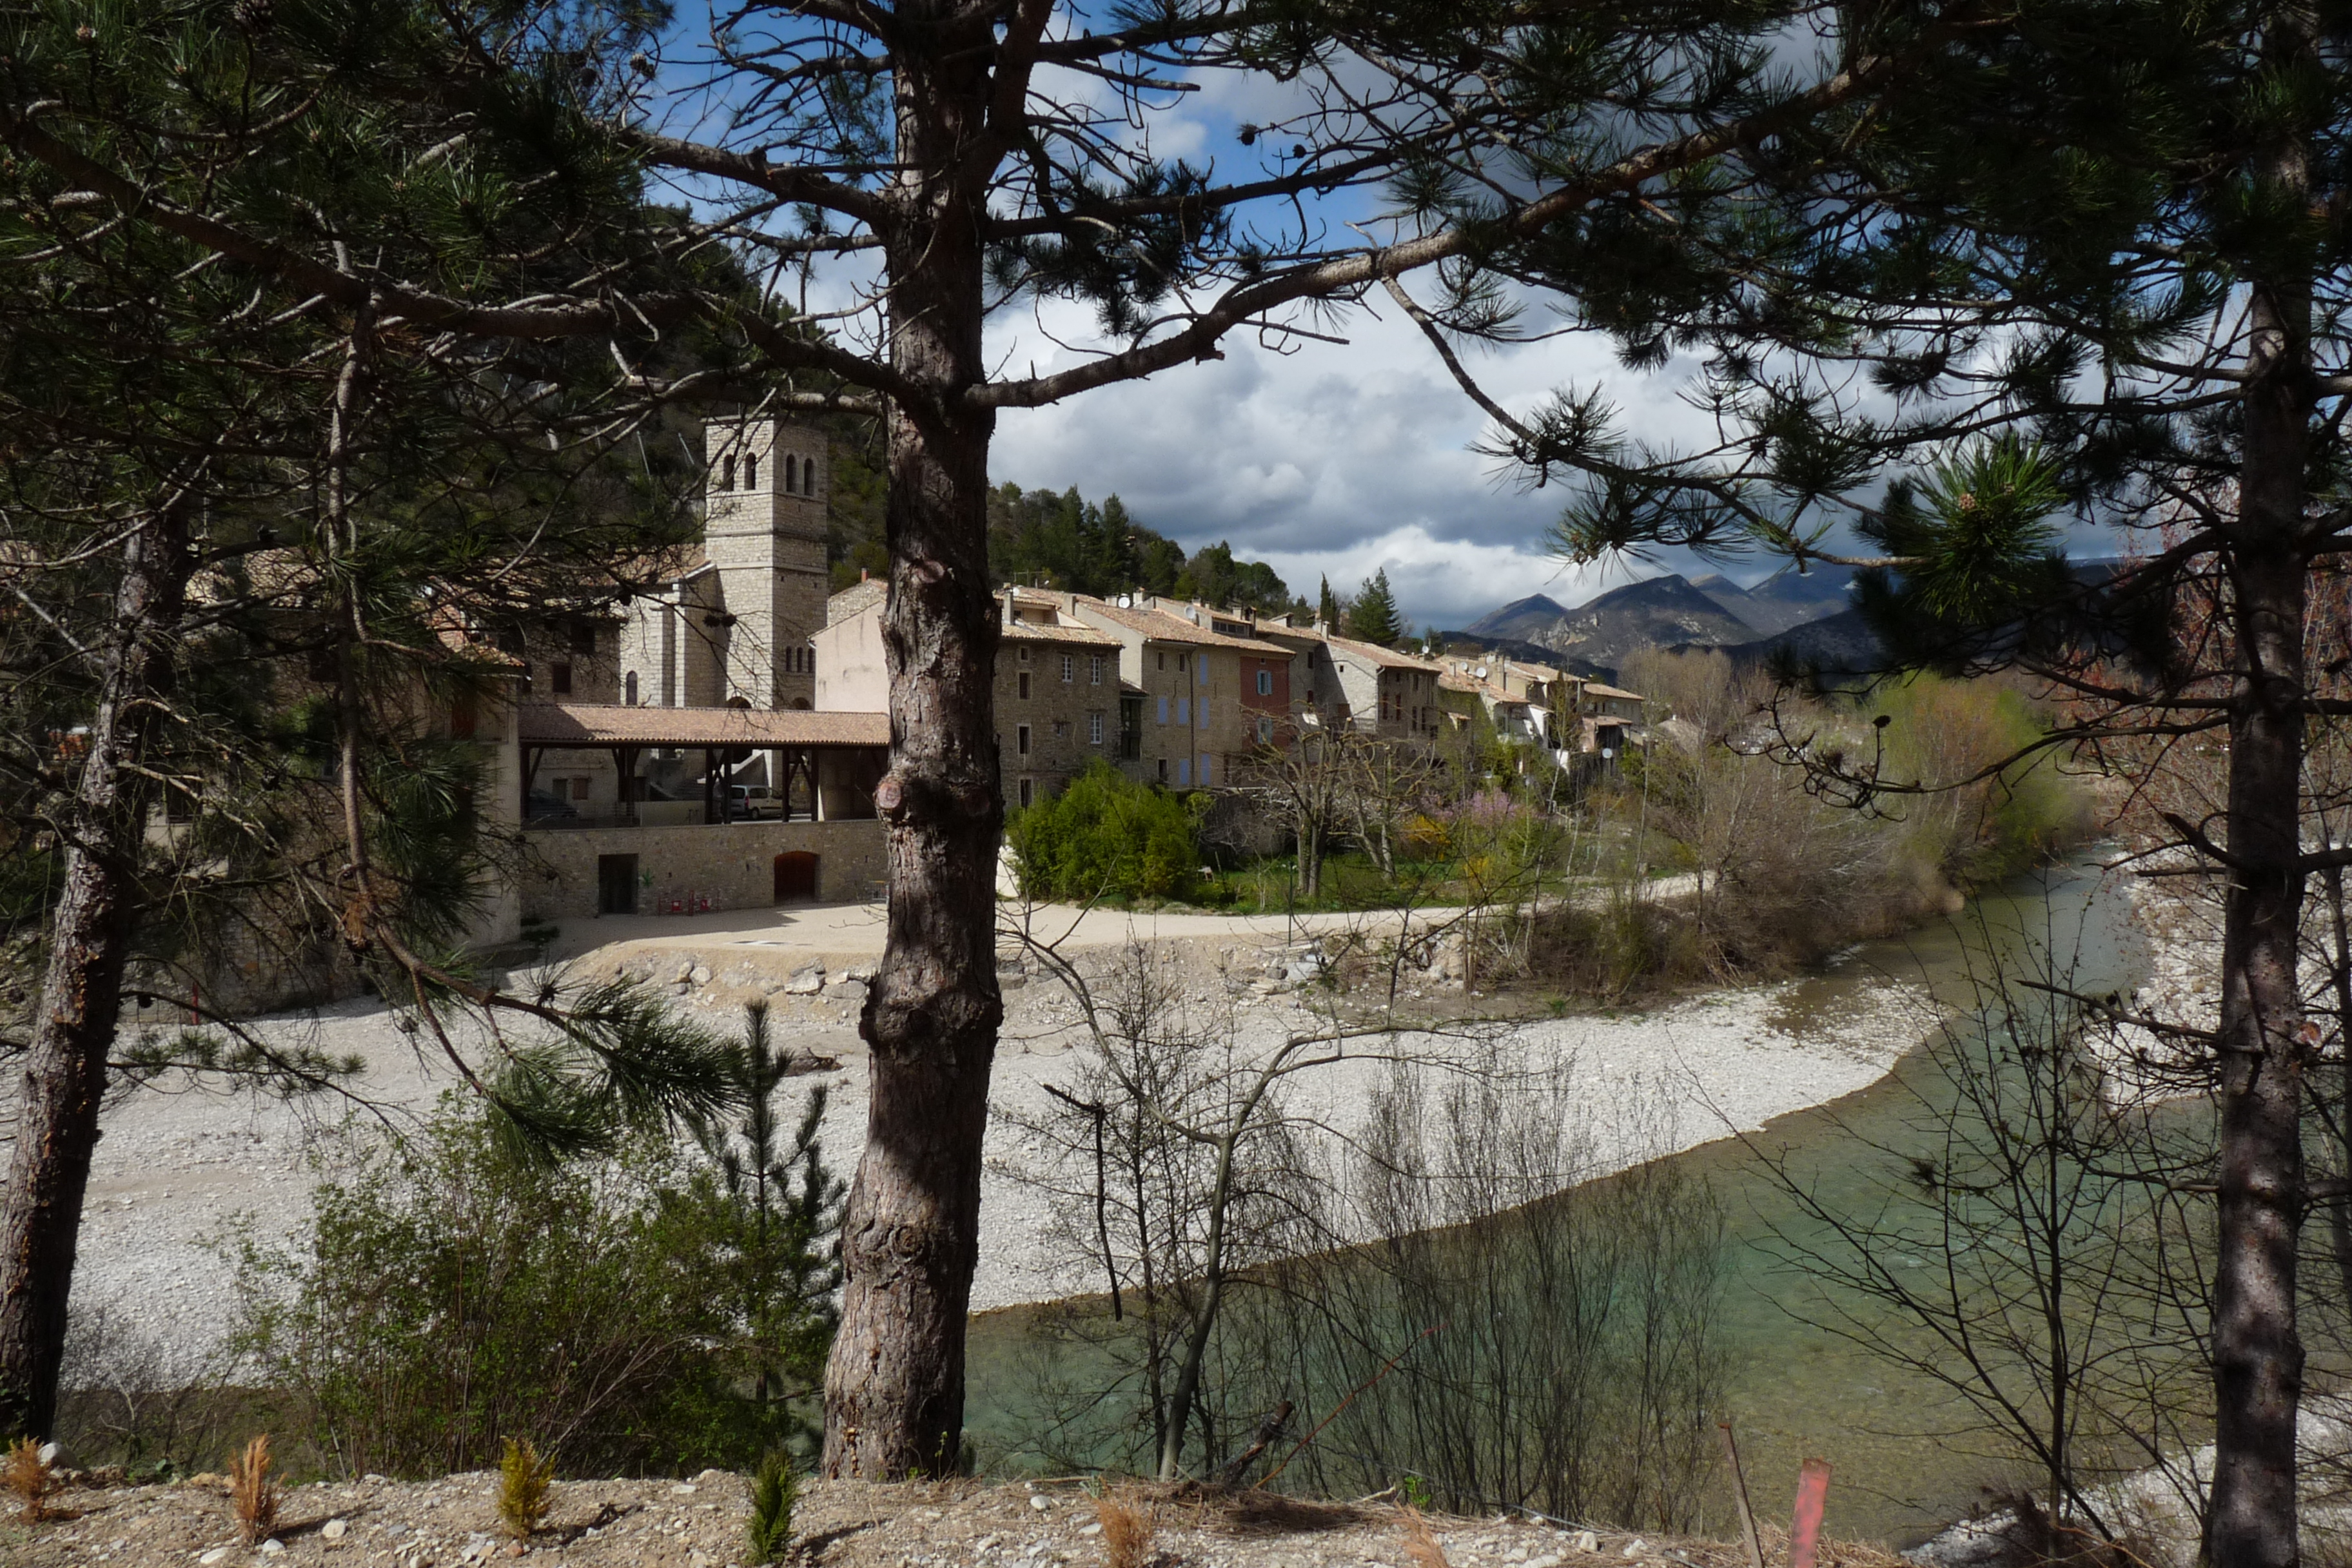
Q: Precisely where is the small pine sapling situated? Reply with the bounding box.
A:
[498,1438,556,1538]
[5,1437,55,1524]
[228,1435,278,1544]
[745,1451,799,1564]
[1095,1491,1155,1568]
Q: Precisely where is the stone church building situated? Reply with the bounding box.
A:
[617,418,830,711]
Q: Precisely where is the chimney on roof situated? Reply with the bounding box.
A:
[860,567,868,582]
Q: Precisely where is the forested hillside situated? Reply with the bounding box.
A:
[820,463,1298,614]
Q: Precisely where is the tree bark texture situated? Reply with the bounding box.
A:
[822,0,1004,1478]
[0,507,188,1439]
[2206,260,2313,1568]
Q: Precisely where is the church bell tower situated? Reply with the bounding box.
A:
[703,418,830,709]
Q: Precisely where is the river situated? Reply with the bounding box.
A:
[960,858,2148,1546]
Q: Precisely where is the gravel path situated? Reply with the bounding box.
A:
[35,908,1936,1383]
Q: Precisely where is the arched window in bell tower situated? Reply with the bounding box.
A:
[720,454,736,491]
[743,453,759,489]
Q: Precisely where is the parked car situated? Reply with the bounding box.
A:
[730,784,785,819]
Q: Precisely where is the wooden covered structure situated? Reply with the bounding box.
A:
[516,703,891,824]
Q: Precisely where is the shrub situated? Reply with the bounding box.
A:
[745,1450,799,1564]
[1096,1491,1155,1568]
[498,1438,555,1538]
[233,1091,839,1478]
[1007,761,1203,901]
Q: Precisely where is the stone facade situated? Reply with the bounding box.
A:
[816,583,1122,807]
[616,417,830,714]
[521,817,889,921]
[1053,592,1293,788]
[1262,627,1445,742]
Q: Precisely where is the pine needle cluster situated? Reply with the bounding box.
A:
[5,1437,55,1524]
[228,1435,277,1545]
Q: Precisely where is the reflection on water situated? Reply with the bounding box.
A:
[963,860,2145,1545]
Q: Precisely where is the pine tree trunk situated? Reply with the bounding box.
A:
[821,0,1003,1477]
[0,505,188,1439]
[2206,257,2313,1568]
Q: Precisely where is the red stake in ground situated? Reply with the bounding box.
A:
[1788,1459,1832,1568]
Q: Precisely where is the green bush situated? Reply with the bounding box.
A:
[1006,760,1203,901]
[232,1086,839,1479]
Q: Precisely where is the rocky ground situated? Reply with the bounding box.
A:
[3,1471,1906,1568]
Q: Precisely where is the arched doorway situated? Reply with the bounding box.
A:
[774,851,818,903]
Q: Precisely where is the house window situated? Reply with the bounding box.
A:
[1019,778,1034,808]
[552,662,574,695]
[1090,654,1105,685]
[1017,645,1030,662]
[1018,671,1032,698]
[1199,753,1212,785]
[1177,758,1190,787]
[1176,652,1188,673]
[1176,698,1189,725]
[1017,723,1031,756]
[1158,758,1169,782]
[1088,712,1104,746]
[1256,669,1273,696]
[743,453,758,488]
[623,671,638,705]
[1054,720,1070,738]
[1157,652,1166,671]
[721,455,736,489]
[1157,696,1169,724]
[1257,715,1274,743]
[1060,654,1074,682]
[1197,658,1208,687]
[571,776,591,801]
[571,622,597,655]
[785,454,798,493]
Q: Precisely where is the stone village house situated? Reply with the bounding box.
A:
[455,418,1645,930]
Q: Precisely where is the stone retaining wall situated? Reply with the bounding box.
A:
[521,818,888,920]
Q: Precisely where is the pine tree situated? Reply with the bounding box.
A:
[1451,5,2352,1560]
[689,1003,846,1436]
[1318,576,1341,630]
[0,1,738,1440]
[1347,570,1404,647]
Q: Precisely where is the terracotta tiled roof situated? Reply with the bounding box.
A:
[1308,631,1442,672]
[827,577,887,625]
[518,703,889,747]
[1004,620,1122,647]
[1073,598,1293,655]
[1582,683,1647,703]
